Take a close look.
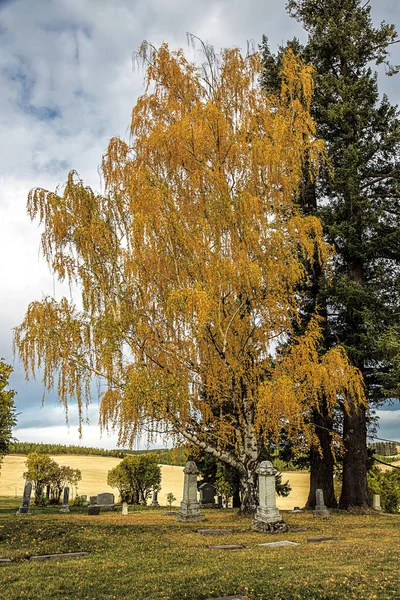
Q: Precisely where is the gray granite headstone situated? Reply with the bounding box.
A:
[96,492,115,512]
[87,505,100,515]
[252,461,286,532]
[17,481,32,515]
[122,502,128,515]
[257,541,298,547]
[313,488,329,518]
[199,482,216,507]
[176,461,205,522]
[60,487,70,512]
[151,490,159,506]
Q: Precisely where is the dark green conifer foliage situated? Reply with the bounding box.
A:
[261,0,400,509]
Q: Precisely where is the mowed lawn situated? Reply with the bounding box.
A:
[0,499,399,600]
[0,455,310,509]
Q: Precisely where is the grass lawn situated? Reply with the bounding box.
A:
[0,497,399,600]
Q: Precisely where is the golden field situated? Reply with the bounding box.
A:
[0,454,310,508]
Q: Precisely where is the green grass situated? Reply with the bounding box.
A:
[0,499,399,600]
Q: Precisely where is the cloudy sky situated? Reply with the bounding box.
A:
[1,0,400,450]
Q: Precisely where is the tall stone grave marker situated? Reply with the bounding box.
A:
[17,481,32,515]
[151,490,159,507]
[252,461,286,532]
[122,502,129,515]
[313,488,329,518]
[176,461,205,522]
[373,494,381,511]
[60,487,70,512]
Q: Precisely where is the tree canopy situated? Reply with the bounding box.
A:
[107,453,161,504]
[0,359,17,468]
[14,41,364,512]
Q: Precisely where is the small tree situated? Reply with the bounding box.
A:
[24,452,58,504]
[107,453,161,504]
[368,467,400,514]
[166,492,176,510]
[0,359,17,469]
[49,465,82,503]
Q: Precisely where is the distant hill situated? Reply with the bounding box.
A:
[9,441,187,466]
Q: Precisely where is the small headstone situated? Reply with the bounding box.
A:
[60,487,70,512]
[0,559,11,563]
[176,461,205,522]
[81,495,87,503]
[199,482,216,507]
[97,492,114,505]
[151,490,159,507]
[307,536,338,543]
[197,529,232,535]
[87,505,100,516]
[29,552,89,561]
[205,596,249,600]
[96,492,115,512]
[122,502,128,515]
[17,481,32,515]
[164,511,178,516]
[373,494,381,511]
[257,540,298,547]
[208,544,245,550]
[313,489,329,518]
[252,461,286,532]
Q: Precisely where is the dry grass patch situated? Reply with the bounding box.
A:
[0,499,399,599]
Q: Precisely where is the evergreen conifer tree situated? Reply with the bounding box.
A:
[261,0,400,508]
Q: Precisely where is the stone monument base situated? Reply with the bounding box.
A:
[16,508,30,516]
[313,509,330,519]
[60,506,70,513]
[252,518,288,533]
[176,511,206,522]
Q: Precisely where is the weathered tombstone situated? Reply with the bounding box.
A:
[313,488,329,518]
[60,487,70,512]
[97,492,115,512]
[87,505,100,516]
[199,482,216,507]
[16,481,32,515]
[151,490,159,507]
[122,502,128,515]
[81,495,87,503]
[252,461,287,532]
[176,461,205,522]
[373,494,381,511]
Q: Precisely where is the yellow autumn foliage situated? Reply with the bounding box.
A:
[14,42,364,497]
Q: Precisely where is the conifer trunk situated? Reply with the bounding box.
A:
[339,402,370,509]
[305,408,337,509]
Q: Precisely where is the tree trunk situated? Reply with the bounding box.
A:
[339,402,370,509]
[305,408,337,509]
[239,470,258,514]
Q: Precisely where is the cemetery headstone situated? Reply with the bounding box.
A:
[199,482,216,507]
[373,494,381,511]
[81,495,87,503]
[90,496,97,505]
[16,481,32,515]
[151,490,159,507]
[257,541,298,547]
[176,461,205,522]
[60,487,70,512]
[87,505,100,516]
[122,502,128,515]
[252,461,287,532]
[96,492,115,512]
[198,529,232,535]
[313,489,329,518]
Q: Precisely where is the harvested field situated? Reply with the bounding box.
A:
[0,454,309,508]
